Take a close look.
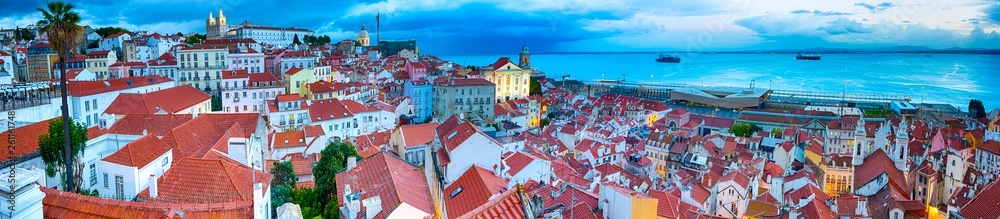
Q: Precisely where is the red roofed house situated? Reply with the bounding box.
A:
[443,166,507,219]
[63,68,96,81]
[353,130,391,158]
[221,69,251,113]
[390,122,440,166]
[713,171,753,218]
[501,152,552,188]
[68,75,175,128]
[98,32,131,51]
[96,135,173,200]
[337,152,433,219]
[103,85,211,119]
[85,50,118,80]
[405,61,428,81]
[268,129,323,160]
[267,94,309,132]
[976,140,1000,180]
[434,115,503,184]
[135,156,271,218]
[108,61,149,78]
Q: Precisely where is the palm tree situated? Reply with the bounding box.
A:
[37,1,82,192]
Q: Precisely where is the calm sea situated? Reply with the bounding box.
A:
[442,53,1000,111]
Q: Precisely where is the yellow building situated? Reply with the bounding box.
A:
[821,154,854,198]
[86,50,117,80]
[283,67,316,96]
[631,194,659,219]
[485,56,531,102]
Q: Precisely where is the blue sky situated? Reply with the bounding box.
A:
[2,0,999,55]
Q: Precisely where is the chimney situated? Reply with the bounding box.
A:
[143,129,148,136]
[149,174,158,198]
[347,156,357,170]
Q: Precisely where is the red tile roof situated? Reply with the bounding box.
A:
[68,75,173,96]
[86,126,107,139]
[445,166,508,219]
[136,156,270,203]
[650,189,681,218]
[285,67,304,75]
[221,69,249,79]
[308,98,354,122]
[959,178,1000,218]
[0,119,54,163]
[275,93,303,102]
[399,122,439,147]
[248,73,282,87]
[104,85,209,115]
[456,188,528,219]
[271,131,307,149]
[86,50,111,59]
[437,116,499,152]
[854,150,907,195]
[354,130,391,158]
[336,152,433,219]
[41,187,254,218]
[100,135,172,167]
[503,152,541,176]
[107,114,192,136]
[490,57,512,70]
[158,113,260,159]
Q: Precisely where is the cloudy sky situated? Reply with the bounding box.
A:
[2,0,999,55]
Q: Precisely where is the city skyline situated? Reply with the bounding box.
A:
[3,0,1000,55]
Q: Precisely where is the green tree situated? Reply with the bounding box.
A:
[211,96,222,111]
[185,35,201,45]
[293,34,301,45]
[771,128,782,135]
[270,160,297,215]
[175,32,183,37]
[969,99,987,119]
[540,118,550,129]
[292,187,322,218]
[313,141,361,219]
[38,118,87,191]
[14,28,36,42]
[37,0,83,192]
[321,35,332,44]
[94,26,127,38]
[728,123,762,138]
[529,77,542,95]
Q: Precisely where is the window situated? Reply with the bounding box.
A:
[163,157,169,166]
[90,164,97,186]
[103,173,109,188]
[115,175,125,200]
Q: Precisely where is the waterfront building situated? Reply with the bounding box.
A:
[484,57,531,102]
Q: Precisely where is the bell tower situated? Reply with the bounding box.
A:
[518,43,531,69]
[852,115,867,166]
[218,9,227,26]
[894,118,910,171]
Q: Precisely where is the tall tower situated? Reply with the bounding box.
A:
[206,12,216,39]
[894,119,910,171]
[852,115,867,166]
[518,43,531,69]
[357,25,370,47]
[218,9,226,26]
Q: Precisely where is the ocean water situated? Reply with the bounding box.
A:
[443,53,1000,110]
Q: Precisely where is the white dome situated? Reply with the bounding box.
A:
[357,25,369,38]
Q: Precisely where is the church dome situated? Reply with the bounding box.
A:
[357,25,369,38]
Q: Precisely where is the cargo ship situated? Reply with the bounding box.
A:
[796,54,821,60]
[656,54,681,63]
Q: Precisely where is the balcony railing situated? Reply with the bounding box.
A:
[233,97,240,102]
[279,121,287,125]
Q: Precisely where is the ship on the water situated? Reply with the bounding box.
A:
[796,54,821,60]
[656,54,681,63]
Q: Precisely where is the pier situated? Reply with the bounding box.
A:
[570,80,911,109]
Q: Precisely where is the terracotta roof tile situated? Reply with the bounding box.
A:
[399,122,439,147]
[336,152,433,219]
[107,114,192,136]
[354,130,391,158]
[104,85,209,115]
[68,75,173,96]
[456,188,528,219]
[136,156,270,203]
[221,69,249,79]
[445,166,507,219]
[100,135,172,167]
[41,187,254,218]
[503,152,541,176]
[270,131,307,149]
[308,98,353,122]
[0,119,54,163]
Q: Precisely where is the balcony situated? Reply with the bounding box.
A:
[180,77,187,81]
[279,121,287,126]
[193,77,201,81]
[234,97,240,102]
[297,119,305,124]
